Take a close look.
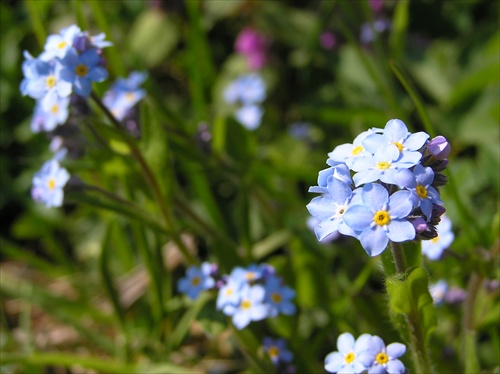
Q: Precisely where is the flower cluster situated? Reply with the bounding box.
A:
[224,73,266,130]
[307,119,449,256]
[325,332,406,374]
[21,25,111,133]
[177,263,296,330]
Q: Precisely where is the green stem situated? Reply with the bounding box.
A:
[462,272,483,373]
[90,92,197,265]
[390,241,407,274]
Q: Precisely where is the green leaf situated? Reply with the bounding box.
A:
[129,10,178,67]
[170,293,210,349]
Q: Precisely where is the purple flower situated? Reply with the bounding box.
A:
[320,31,337,50]
[60,48,108,97]
[235,28,268,70]
[427,135,450,159]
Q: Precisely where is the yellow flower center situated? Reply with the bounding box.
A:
[50,104,59,114]
[241,300,251,309]
[352,145,364,156]
[268,346,280,358]
[431,235,440,243]
[75,64,88,77]
[376,161,391,170]
[125,92,135,102]
[47,178,56,190]
[375,352,389,364]
[271,292,282,303]
[46,75,56,88]
[374,210,390,226]
[345,352,355,364]
[57,41,67,49]
[416,185,428,199]
[225,288,233,296]
[393,141,404,151]
[191,276,200,286]
[245,272,256,281]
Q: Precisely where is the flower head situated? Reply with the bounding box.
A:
[235,28,268,70]
[358,336,406,374]
[263,337,293,365]
[30,96,70,133]
[224,74,266,105]
[31,159,70,208]
[41,25,82,60]
[324,333,371,374]
[103,71,147,120]
[177,262,216,300]
[342,184,415,256]
[222,284,268,329]
[264,275,296,317]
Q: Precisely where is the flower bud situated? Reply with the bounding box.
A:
[427,136,450,159]
[73,32,92,53]
[319,31,336,50]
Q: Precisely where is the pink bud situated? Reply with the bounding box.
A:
[411,217,428,233]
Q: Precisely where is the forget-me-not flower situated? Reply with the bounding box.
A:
[328,128,380,168]
[396,164,443,218]
[324,332,371,374]
[223,283,268,329]
[31,159,70,208]
[103,71,147,120]
[264,275,296,317]
[60,48,108,97]
[422,215,454,260]
[224,73,266,104]
[357,335,406,374]
[263,337,293,365]
[343,183,415,256]
[40,24,81,61]
[308,159,352,194]
[177,262,216,300]
[30,96,70,133]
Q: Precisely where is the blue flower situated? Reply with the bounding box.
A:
[429,279,448,304]
[264,275,296,317]
[229,264,265,284]
[222,284,268,329]
[31,159,70,208]
[324,332,371,374]
[328,128,380,168]
[307,177,360,241]
[422,215,454,260]
[263,337,293,365]
[103,72,147,120]
[30,96,70,133]
[357,335,406,374]
[21,57,72,110]
[351,145,419,187]
[235,104,263,130]
[308,159,352,194]
[396,164,443,218]
[362,119,428,161]
[177,262,216,300]
[216,278,243,310]
[224,73,266,104]
[343,184,415,256]
[40,24,81,61]
[60,48,108,97]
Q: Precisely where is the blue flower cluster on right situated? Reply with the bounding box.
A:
[307,119,450,257]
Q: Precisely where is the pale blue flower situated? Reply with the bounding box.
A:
[103,72,147,120]
[429,279,448,304]
[343,183,415,256]
[264,275,296,317]
[396,164,443,218]
[224,73,266,104]
[31,159,70,208]
[308,159,352,194]
[422,215,454,260]
[30,96,70,133]
[60,48,108,97]
[216,278,243,310]
[177,262,216,300]
[223,284,268,329]
[328,129,380,168]
[307,178,360,241]
[358,335,406,374]
[351,145,419,187]
[235,104,263,130]
[263,337,293,365]
[230,264,265,284]
[324,332,371,374]
[40,24,81,61]
[362,119,428,161]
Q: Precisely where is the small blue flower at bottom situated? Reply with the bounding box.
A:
[263,337,293,365]
[177,262,215,300]
[324,332,371,374]
[343,183,415,256]
[357,335,406,374]
[31,159,70,208]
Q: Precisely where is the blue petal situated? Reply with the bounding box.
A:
[360,226,388,256]
[362,183,388,211]
[386,342,406,358]
[395,168,416,189]
[307,195,336,221]
[387,360,405,374]
[327,178,352,204]
[386,219,415,242]
[388,190,413,218]
[80,49,100,67]
[89,67,108,82]
[343,205,373,231]
[385,119,409,141]
[325,352,344,373]
[362,133,384,153]
[337,332,355,354]
[404,131,429,150]
[315,220,340,241]
[353,169,381,186]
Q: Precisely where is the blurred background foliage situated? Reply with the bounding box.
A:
[0,0,498,373]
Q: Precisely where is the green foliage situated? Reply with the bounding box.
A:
[1,0,499,373]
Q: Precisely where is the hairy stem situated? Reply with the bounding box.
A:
[390,241,407,274]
